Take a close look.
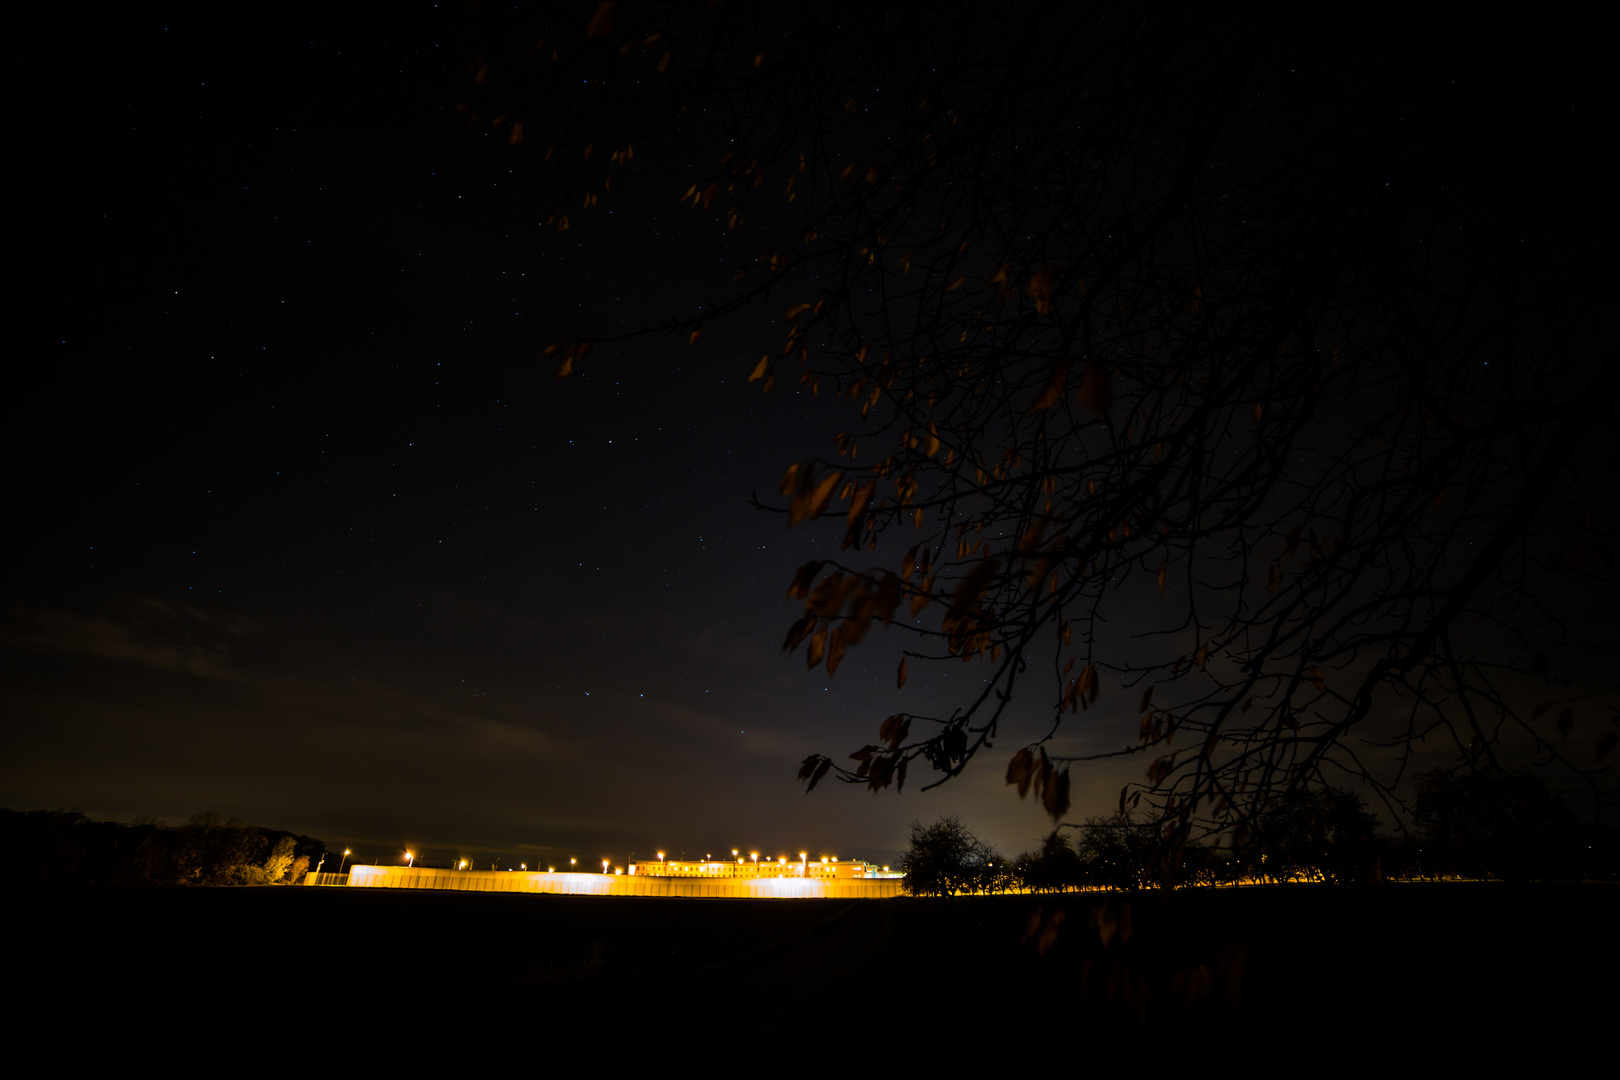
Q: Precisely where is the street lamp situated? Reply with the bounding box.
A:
[602,859,610,874]
[339,849,351,874]
[405,851,414,867]
[570,857,577,870]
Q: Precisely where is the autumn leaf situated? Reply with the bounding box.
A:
[1007,748,1035,798]
[748,356,771,383]
[785,559,825,599]
[825,625,847,675]
[782,303,813,322]
[1139,686,1154,715]
[947,275,966,291]
[879,713,911,748]
[788,469,845,526]
[847,481,875,523]
[1077,362,1112,416]
[1025,268,1054,315]
[1157,559,1167,594]
[806,629,827,669]
[782,616,815,652]
[1026,359,1070,413]
[585,1,617,40]
[897,657,908,689]
[1041,766,1071,820]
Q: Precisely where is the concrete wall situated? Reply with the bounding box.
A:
[320,865,902,899]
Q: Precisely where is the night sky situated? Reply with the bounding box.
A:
[8,3,1132,868]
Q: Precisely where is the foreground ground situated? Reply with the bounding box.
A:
[18,883,1614,1052]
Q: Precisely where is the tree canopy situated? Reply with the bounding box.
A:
[454,1,1617,851]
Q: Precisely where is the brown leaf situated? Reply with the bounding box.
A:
[1026,359,1070,413]
[879,713,911,748]
[1006,748,1034,797]
[947,558,1001,621]
[897,658,908,689]
[825,625,847,675]
[585,1,617,40]
[846,481,875,524]
[1041,766,1071,820]
[782,616,815,653]
[1025,269,1054,315]
[805,629,827,669]
[1157,560,1167,594]
[1138,686,1154,715]
[805,758,831,792]
[781,302,813,322]
[788,469,845,527]
[1309,666,1326,692]
[786,560,824,599]
[748,356,770,383]
[1077,363,1112,416]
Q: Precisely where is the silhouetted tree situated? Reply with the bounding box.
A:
[1016,831,1085,894]
[458,2,1617,847]
[1413,769,1581,882]
[1248,787,1379,885]
[0,808,324,889]
[901,814,990,897]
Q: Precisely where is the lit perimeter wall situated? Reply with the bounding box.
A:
[318,865,902,899]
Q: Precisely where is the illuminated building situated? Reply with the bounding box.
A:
[628,854,892,880]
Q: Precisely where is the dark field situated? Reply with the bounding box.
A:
[18,884,1614,1050]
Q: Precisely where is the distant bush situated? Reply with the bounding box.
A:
[0,808,325,889]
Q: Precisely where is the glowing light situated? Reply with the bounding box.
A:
[570,857,577,866]
[405,851,414,867]
[602,859,610,873]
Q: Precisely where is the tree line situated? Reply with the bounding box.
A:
[0,808,325,889]
[903,772,1619,895]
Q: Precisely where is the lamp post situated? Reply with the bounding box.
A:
[602,859,609,874]
[405,850,414,867]
[339,849,351,875]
